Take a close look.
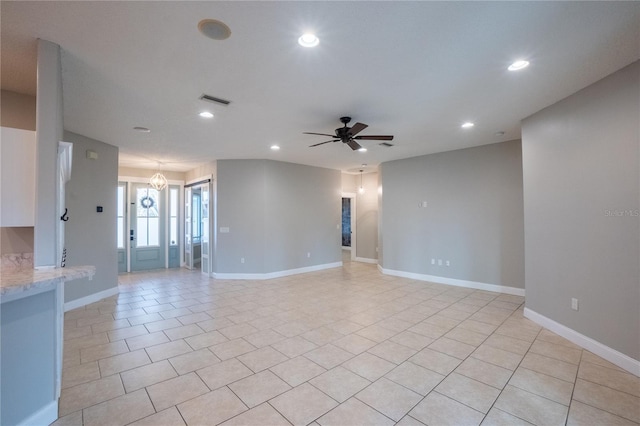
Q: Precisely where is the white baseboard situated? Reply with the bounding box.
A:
[524,308,639,376]
[355,257,378,264]
[342,247,352,251]
[213,262,343,280]
[17,399,58,426]
[64,286,119,312]
[377,265,525,296]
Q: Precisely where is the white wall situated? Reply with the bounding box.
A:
[185,161,217,182]
[118,166,185,181]
[522,61,639,362]
[380,140,525,291]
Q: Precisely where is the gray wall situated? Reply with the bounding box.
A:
[1,290,56,426]
[216,160,266,273]
[34,39,63,267]
[522,61,639,360]
[216,159,341,274]
[1,90,36,255]
[380,140,525,289]
[63,131,119,302]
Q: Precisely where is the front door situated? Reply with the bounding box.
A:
[130,183,165,271]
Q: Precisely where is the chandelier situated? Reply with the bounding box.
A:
[149,172,168,191]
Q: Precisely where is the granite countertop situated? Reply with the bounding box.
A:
[0,264,96,299]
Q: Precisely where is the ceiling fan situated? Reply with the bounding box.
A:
[304,117,394,150]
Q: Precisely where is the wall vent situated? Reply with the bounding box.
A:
[379,142,394,147]
[199,94,231,106]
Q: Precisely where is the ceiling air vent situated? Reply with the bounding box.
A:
[199,94,231,106]
[379,142,394,147]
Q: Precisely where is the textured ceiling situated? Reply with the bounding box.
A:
[2,1,638,172]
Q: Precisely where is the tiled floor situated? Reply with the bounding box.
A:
[54,257,639,426]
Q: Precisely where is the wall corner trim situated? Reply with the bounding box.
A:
[64,286,118,312]
[524,307,639,376]
[15,399,58,426]
[212,262,342,280]
[354,257,377,264]
[377,265,525,297]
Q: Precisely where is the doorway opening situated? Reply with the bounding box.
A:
[116,178,182,273]
[341,193,356,262]
[184,177,213,275]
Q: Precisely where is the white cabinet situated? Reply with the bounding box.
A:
[1,127,36,226]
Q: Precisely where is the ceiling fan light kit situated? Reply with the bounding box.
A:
[304,116,394,151]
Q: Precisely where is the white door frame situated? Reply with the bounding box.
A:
[185,175,214,276]
[341,192,357,261]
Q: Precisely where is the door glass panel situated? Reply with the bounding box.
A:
[202,187,209,256]
[136,187,160,247]
[192,193,201,243]
[342,198,351,247]
[117,185,125,249]
[184,187,192,269]
[169,187,178,246]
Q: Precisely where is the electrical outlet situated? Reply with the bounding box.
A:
[446,260,450,267]
[571,298,579,311]
[431,258,435,265]
[307,252,311,258]
[240,257,245,264]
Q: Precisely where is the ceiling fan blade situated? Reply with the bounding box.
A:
[349,122,368,136]
[303,132,338,138]
[346,139,362,151]
[309,140,338,147]
[354,135,394,141]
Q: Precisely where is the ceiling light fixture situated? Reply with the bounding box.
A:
[298,33,319,47]
[149,172,168,191]
[133,126,150,133]
[270,145,280,151]
[358,147,367,152]
[461,122,474,129]
[508,60,530,71]
[199,111,214,118]
[359,170,365,194]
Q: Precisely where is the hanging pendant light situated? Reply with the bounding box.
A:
[149,171,167,190]
[358,169,365,194]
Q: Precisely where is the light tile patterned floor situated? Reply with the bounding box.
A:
[54,258,639,426]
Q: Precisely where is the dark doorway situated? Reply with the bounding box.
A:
[342,198,351,247]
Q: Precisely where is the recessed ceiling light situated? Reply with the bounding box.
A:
[298,33,319,48]
[270,145,280,151]
[461,122,474,129]
[358,147,367,152]
[508,60,530,71]
[133,126,150,133]
[198,19,231,40]
[199,111,214,118]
